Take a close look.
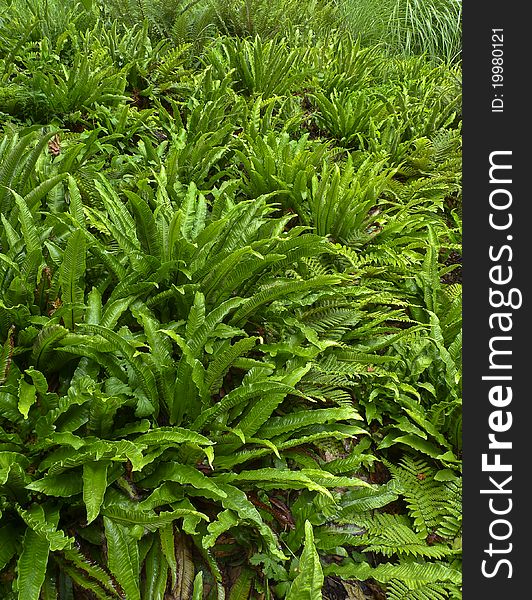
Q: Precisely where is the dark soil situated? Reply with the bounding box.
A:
[323,576,348,600]
[441,250,462,284]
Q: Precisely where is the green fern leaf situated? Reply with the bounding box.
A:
[31,325,69,370]
[81,324,158,410]
[287,521,323,600]
[59,229,86,330]
[125,190,162,258]
[158,524,177,588]
[104,517,141,600]
[258,406,362,439]
[192,572,203,600]
[24,173,68,212]
[204,336,258,392]
[0,131,37,215]
[228,567,254,600]
[26,473,83,497]
[13,192,41,255]
[139,462,227,499]
[17,377,36,420]
[202,509,239,550]
[135,427,213,447]
[16,527,50,600]
[0,524,19,571]
[142,539,168,600]
[83,461,109,525]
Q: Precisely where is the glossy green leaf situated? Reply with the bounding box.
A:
[286,521,323,600]
[104,517,140,600]
[83,461,109,524]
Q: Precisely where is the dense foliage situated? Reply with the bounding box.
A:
[0,1,462,598]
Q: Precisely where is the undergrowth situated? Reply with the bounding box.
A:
[0,1,461,598]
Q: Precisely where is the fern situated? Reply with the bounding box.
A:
[0,10,461,598]
[286,521,323,600]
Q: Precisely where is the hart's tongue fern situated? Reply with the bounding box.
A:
[0,1,461,597]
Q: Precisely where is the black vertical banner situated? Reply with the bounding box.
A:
[463,2,528,597]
